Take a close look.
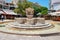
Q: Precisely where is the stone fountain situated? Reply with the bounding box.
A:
[6,8,53,30]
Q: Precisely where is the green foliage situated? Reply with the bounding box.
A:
[0,5,2,8]
[14,0,33,16]
[40,7,48,15]
[41,10,48,15]
[33,6,48,15]
[14,0,48,16]
[0,24,5,27]
[33,7,41,12]
[14,8,20,13]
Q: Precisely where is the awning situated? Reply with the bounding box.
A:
[2,9,17,15]
[49,12,60,16]
[0,11,4,14]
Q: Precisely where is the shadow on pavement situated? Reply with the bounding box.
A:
[40,33,60,37]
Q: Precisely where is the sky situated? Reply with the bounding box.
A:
[6,0,49,8]
[28,0,49,8]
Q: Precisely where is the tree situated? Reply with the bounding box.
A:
[14,0,33,16]
[40,7,48,15]
[14,0,48,16]
[14,8,20,13]
[33,6,48,16]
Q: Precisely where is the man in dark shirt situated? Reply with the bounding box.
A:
[1,15,4,21]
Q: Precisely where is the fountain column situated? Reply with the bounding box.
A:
[25,7,35,25]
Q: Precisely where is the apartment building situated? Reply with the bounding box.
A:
[50,0,60,10]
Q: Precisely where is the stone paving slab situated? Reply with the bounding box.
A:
[0,32,60,40]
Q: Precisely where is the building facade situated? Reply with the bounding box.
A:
[50,0,60,10]
[0,0,5,4]
[0,0,5,8]
[0,0,15,10]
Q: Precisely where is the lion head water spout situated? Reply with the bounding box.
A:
[26,7,34,18]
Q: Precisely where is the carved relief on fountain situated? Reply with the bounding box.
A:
[36,18,45,24]
[15,18,26,24]
[15,7,45,25]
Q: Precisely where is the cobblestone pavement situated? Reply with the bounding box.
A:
[0,32,60,40]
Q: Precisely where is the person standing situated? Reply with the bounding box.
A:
[1,15,4,21]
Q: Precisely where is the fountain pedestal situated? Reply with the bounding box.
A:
[25,18,35,25]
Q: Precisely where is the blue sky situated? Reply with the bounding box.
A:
[6,0,12,3]
[7,0,49,8]
[28,0,49,8]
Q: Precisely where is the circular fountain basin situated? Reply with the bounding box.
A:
[0,20,59,36]
[6,22,53,30]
